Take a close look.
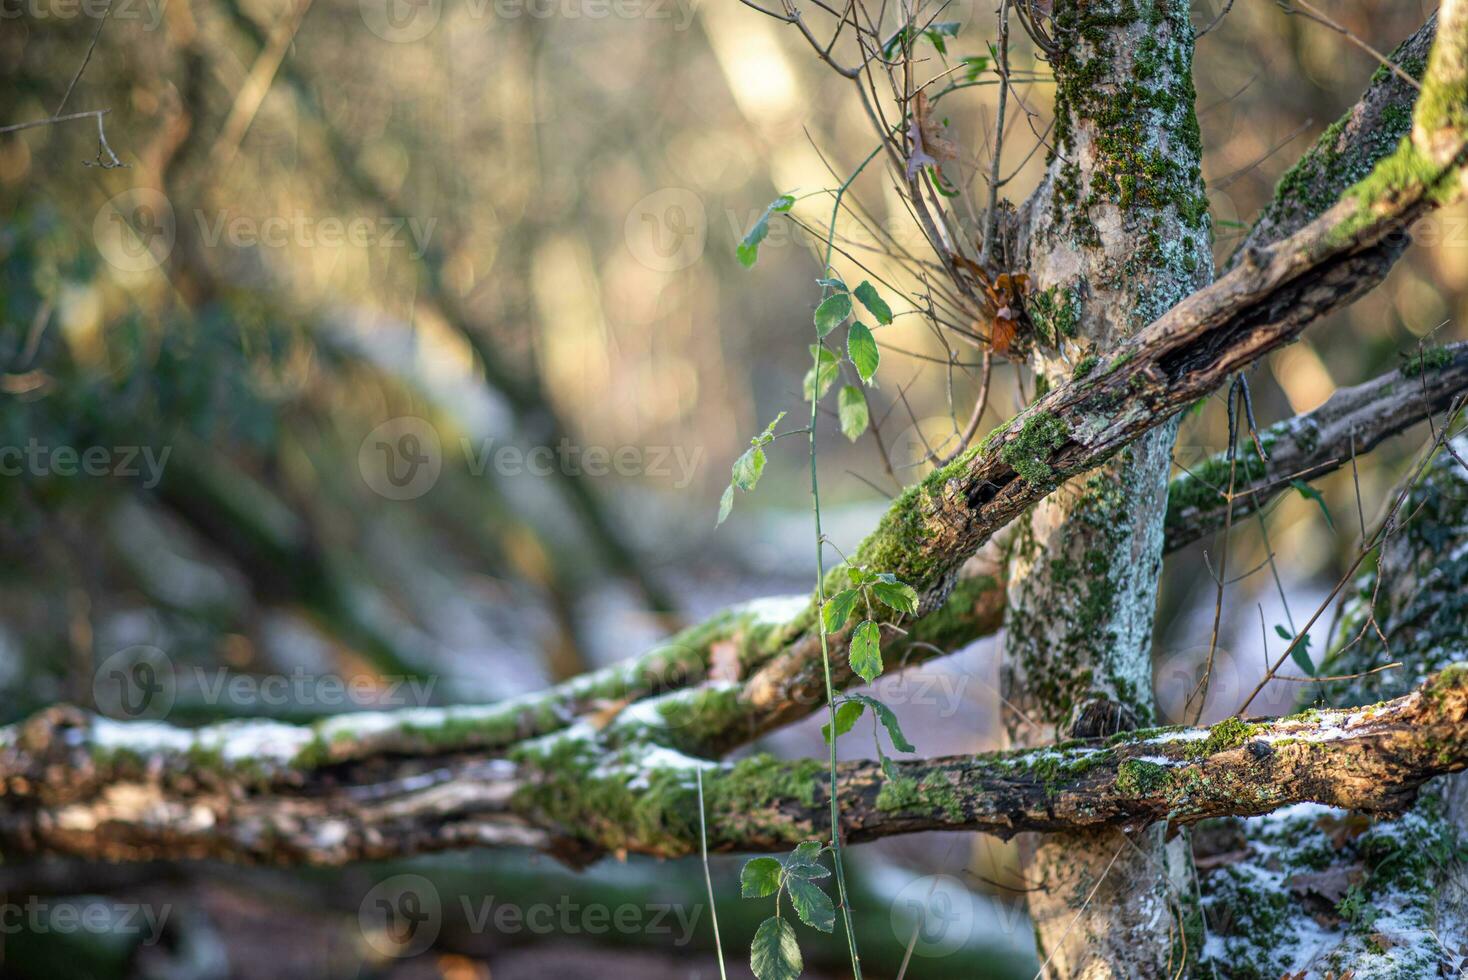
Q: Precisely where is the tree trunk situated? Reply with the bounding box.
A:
[1003,1,1212,974]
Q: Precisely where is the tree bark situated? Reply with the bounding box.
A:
[1003,1,1212,975]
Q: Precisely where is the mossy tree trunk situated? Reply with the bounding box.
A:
[1002,1,1212,975]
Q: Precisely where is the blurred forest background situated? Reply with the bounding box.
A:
[0,0,1462,975]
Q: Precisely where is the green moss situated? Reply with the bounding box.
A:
[999,412,1070,485]
[1400,345,1453,377]
[1072,354,1100,380]
[1185,716,1263,759]
[1114,758,1170,796]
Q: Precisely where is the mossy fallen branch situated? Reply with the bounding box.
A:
[3,666,1468,865]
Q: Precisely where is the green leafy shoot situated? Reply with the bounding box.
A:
[717,411,787,526]
[737,194,796,269]
[743,841,840,978]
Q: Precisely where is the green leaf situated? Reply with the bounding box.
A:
[737,194,796,269]
[848,620,884,684]
[750,916,802,980]
[815,277,847,291]
[821,698,865,744]
[790,841,823,863]
[785,877,835,933]
[814,293,853,338]
[1274,624,1292,641]
[1291,479,1335,531]
[871,579,919,614]
[847,322,879,383]
[822,588,860,633]
[853,281,893,325]
[804,346,839,401]
[961,54,990,80]
[838,385,869,442]
[732,446,767,491]
[741,857,783,898]
[850,692,915,752]
[717,484,735,526]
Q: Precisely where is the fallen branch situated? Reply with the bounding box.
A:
[4,665,1467,864]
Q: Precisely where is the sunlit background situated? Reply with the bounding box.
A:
[1,0,1462,975]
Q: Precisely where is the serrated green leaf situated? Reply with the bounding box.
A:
[852,281,893,325]
[741,857,783,898]
[850,693,915,752]
[737,194,796,269]
[732,446,766,491]
[717,484,735,526]
[847,321,879,383]
[785,877,835,933]
[822,588,860,633]
[871,579,919,614]
[791,840,823,863]
[848,620,883,684]
[821,698,865,744]
[1291,478,1335,531]
[838,386,869,442]
[750,916,802,980]
[814,293,853,337]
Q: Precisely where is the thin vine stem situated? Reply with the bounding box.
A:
[805,137,884,980]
